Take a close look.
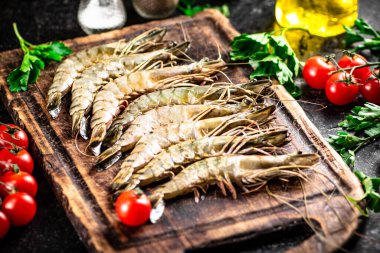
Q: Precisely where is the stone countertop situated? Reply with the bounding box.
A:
[0,0,379,252]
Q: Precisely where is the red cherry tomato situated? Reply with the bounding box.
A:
[325,72,359,105]
[359,72,380,104]
[1,192,36,226]
[0,171,38,197]
[0,211,10,239]
[115,190,151,226]
[0,123,28,149]
[338,54,371,83]
[303,56,336,90]
[0,148,34,174]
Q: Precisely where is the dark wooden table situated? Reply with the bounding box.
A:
[0,0,379,252]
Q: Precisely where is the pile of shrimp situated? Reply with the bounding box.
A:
[47,27,320,222]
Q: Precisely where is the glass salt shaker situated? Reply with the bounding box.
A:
[78,0,127,34]
[132,0,178,19]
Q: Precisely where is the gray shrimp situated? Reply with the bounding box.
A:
[101,80,272,148]
[120,129,290,192]
[148,153,320,203]
[47,27,167,119]
[108,105,276,188]
[88,58,227,150]
[69,42,190,138]
[96,103,252,168]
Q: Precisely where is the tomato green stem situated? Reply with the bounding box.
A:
[0,181,17,195]
[0,161,20,174]
[330,62,380,75]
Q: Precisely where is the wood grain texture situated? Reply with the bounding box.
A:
[0,10,363,253]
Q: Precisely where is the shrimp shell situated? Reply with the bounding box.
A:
[70,42,190,137]
[97,103,251,168]
[47,27,167,119]
[89,58,227,150]
[109,105,275,189]
[121,129,290,192]
[102,80,272,148]
[148,153,319,203]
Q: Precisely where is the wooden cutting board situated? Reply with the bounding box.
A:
[0,10,363,253]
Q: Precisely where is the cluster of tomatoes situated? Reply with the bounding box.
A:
[0,123,37,238]
[303,54,380,105]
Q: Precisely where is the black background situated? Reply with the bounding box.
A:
[0,0,379,252]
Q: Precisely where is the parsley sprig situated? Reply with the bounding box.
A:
[348,170,380,216]
[7,23,72,92]
[178,0,229,17]
[344,18,380,56]
[328,103,380,167]
[230,31,301,98]
[328,103,380,214]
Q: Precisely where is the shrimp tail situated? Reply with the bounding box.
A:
[149,195,165,223]
[111,167,135,191]
[102,125,123,148]
[47,93,62,119]
[96,144,123,168]
[89,124,107,155]
[71,111,85,137]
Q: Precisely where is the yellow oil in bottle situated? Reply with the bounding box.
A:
[275,0,358,37]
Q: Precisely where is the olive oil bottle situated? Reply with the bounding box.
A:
[275,0,358,37]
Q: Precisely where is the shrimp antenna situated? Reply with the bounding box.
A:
[74,131,95,157]
[180,22,190,42]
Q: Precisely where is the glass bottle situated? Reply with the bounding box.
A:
[275,0,358,37]
[78,0,127,34]
[132,0,178,19]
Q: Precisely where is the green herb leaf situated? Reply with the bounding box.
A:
[338,103,380,131]
[178,0,229,17]
[344,19,380,56]
[328,103,380,214]
[230,32,301,97]
[6,23,72,92]
[7,67,30,92]
[353,170,380,213]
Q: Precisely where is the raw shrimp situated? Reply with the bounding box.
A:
[89,58,227,150]
[101,80,271,148]
[108,105,276,188]
[148,153,319,203]
[120,129,290,192]
[47,27,167,119]
[96,103,251,168]
[69,42,190,137]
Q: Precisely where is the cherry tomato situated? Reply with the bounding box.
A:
[0,171,37,197]
[0,123,28,149]
[338,54,371,83]
[358,70,380,104]
[0,147,34,174]
[303,56,336,90]
[1,192,36,226]
[325,72,359,105]
[0,211,10,239]
[115,190,151,226]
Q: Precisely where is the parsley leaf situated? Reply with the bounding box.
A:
[344,19,380,55]
[328,103,380,214]
[230,32,301,98]
[349,171,380,216]
[178,0,229,17]
[6,23,72,92]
